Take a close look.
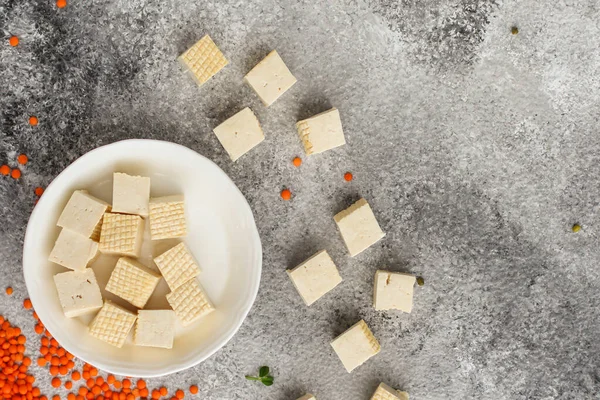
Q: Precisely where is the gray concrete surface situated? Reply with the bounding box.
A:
[1,0,600,399]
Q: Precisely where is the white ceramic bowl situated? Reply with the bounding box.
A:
[23,139,262,377]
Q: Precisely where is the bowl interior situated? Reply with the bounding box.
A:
[23,140,261,377]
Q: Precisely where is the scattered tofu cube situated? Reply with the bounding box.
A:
[213,107,264,162]
[88,301,137,348]
[244,50,297,106]
[149,195,187,240]
[287,250,342,306]
[105,258,161,308]
[373,270,415,313]
[370,383,409,400]
[330,319,380,373]
[111,173,151,216]
[334,198,385,257]
[154,242,201,291]
[99,213,144,258]
[178,35,228,87]
[53,268,103,318]
[57,190,110,241]
[296,108,345,155]
[49,229,99,270]
[134,310,175,349]
[297,395,316,400]
[166,278,214,326]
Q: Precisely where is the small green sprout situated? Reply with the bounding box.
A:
[416,276,425,286]
[245,366,274,386]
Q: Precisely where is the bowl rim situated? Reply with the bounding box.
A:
[23,139,263,377]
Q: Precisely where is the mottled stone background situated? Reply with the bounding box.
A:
[1,0,600,399]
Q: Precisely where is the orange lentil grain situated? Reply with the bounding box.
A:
[9,36,19,46]
[29,116,38,126]
[280,188,291,200]
[59,355,68,364]
[72,371,81,381]
[65,381,73,389]
[78,387,88,395]
[122,379,130,389]
[53,395,60,400]
[68,394,76,400]
[151,390,160,399]
[176,389,184,399]
[11,169,21,179]
[5,287,13,295]
[101,383,109,392]
[91,386,101,395]
[34,325,44,335]
[82,371,90,380]
[189,385,198,394]
[89,367,98,377]
[56,0,67,8]
[17,154,28,165]
[112,381,121,389]
[49,366,59,376]
[0,165,9,176]
[106,375,114,384]
[86,391,94,400]
[95,377,104,386]
[140,388,149,397]
[23,299,32,309]
[86,379,94,388]
[292,157,302,167]
[51,378,61,388]
[159,387,167,396]
[37,358,46,367]
[136,380,145,390]
[76,396,84,400]
[126,394,134,400]
[344,172,353,181]
[40,346,48,355]
[59,365,68,375]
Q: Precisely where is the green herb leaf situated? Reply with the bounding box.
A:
[259,366,269,377]
[261,376,274,386]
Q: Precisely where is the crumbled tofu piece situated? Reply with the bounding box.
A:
[49,229,99,270]
[334,198,385,257]
[373,270,415,313]
[88,301,137,348]
[149,195,187,240]
[166,279,214,326]
[57,190,110,240]
[134,310,175,349]
[154,242,200,291]
[244,50,297,106]
[53,269,103,318]
[296,108,345,155]
[111,173,151,216]
[178,35,228,87]
[99,213,144,258]
[370,383,409,400]
[331,319,380,373]
[105,258,161,308]
[287,250,342,306]
[297,395,317,400]
[213,107,264,162]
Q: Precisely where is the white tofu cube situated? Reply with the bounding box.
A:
[287,250,342,306]
[105,258,161,308]
[149,195,187,240]
[296,108,345,155]
[370,383,409,400]
[297,395,316,400]
[331,319,380,373]
[154,242,200,291]
[57,190,110,241]
[134,310,175,349]
[99,213,144,258]
[49,229,99,270]
[213,107,264,162]
[334,198,385,257]
[53,269,103,318]
[88,301,137,348]
[166,278,214,326]
[373,270,415,313]
[178,35,228,87]
[111,173,151,216]
[244,50,297,106]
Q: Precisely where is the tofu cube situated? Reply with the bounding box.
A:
[331,319,380,373]
[88,301,137,348]
[111,173,151,216]
[213,107,264,162]
[134,310,175,349]
[296,108,345,155]
[297,395,316,400]
[371,383,409,400]
[244,50,297,106]
[99,213,144,258]
[154,242,200,291]
[334,198,385,257]
[373,270,415,313]
[53,269,103,318]
[49,229,99,270]
[166,278,214,326]
[149,195,187,240]
[287,250,342,306]
[178,35,228,87]
[105,258,161,308]
[57,190,110,241]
